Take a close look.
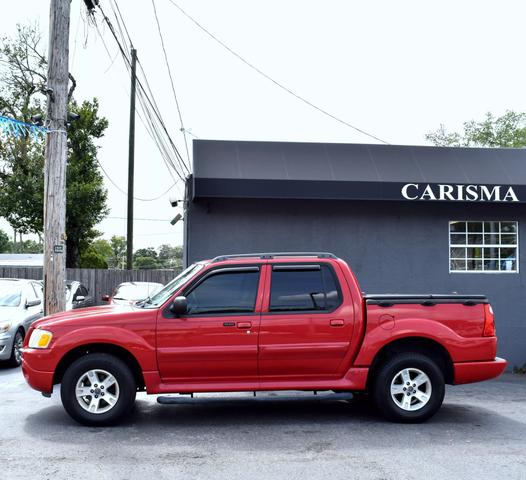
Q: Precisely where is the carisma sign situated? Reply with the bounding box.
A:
[401,183,519,202]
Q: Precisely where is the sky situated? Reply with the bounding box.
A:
[1,0,526,249]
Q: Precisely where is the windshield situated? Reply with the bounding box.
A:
[0,282,22,307]
[114,283,163,301]
[143,264,203,307]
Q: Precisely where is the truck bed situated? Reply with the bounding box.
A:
[364,294,488,306]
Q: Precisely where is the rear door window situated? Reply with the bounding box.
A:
[269,265,341,312]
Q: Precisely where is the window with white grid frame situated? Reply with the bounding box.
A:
[449,221,518,273]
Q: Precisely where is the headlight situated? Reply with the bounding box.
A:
[28,329,53,349]
[0,321,12,333]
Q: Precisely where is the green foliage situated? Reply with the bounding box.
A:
[128,244,183,270]
[90,238,113,260]
[133,247,159,269]
[158,244,183,269]
[79,247,108,269]
[426,111,526,147]
[109,236,127,269]
[65,99,109,267]
[0,229,10,252]
[0,25,109,268]
[13,239,43,253]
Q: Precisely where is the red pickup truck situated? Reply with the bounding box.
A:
[22,252,507,426]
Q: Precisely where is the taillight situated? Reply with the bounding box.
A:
[483,304,496,336]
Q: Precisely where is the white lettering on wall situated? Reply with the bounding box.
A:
[400,184,519,202]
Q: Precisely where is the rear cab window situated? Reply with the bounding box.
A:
[269,264,342,312]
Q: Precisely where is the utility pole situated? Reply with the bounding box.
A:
[43,0,71,315]
[126,48,137,270]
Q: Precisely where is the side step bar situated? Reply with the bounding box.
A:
[157,391,354,405]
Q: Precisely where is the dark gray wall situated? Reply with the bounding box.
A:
[187,198,526,368]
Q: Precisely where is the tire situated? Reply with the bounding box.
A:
[372,352,445,423]
[6,330,24,368]
[60,353,136,426]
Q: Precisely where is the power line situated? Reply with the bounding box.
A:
[107,216,172,221]
[96,158,178,202]
[165,0,389,144]
[95,2,190,182]
[151,0,191,167]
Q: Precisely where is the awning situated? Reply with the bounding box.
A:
[192,140,526,203]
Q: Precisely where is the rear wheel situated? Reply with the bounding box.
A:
[60,353,136,426]
[372,353,445,423]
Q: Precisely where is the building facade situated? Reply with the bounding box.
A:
[185,140,526,368]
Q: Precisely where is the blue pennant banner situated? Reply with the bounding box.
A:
[0,115,47,141]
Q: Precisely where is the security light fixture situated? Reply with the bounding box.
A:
[170,213,182,226]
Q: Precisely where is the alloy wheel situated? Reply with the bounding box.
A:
[75,369,120,415]
[390,367,432,411]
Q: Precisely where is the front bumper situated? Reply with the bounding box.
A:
[21,354,54,394]
[453,357,507,385]
[0,332,14,361]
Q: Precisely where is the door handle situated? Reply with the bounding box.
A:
[330,319,345,327]
[237,322,252,329]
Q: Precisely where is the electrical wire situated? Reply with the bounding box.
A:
[108,0,191,176]
[95,3,190,181]
[96,158,178,202]
[108,216,173,222]
[151,0,191,167]
[164,0,389,144]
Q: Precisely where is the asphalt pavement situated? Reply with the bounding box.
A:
[1,366,525,480]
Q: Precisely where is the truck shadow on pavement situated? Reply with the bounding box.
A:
[23,395,526,449]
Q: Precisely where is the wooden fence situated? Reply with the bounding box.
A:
[0,267,179,305]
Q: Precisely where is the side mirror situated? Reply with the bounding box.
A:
[26,299,41,308]
[75,295,86,302]
[101,294,110,302]
[170,296,188,316]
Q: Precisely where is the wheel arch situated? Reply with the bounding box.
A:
[53,343,146,391]
[366,336,454,389]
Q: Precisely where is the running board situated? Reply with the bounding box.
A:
[157,391,354,405]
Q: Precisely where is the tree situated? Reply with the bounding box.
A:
[109,236,127,269]
[90,238,113,261]
[158,244,183,269]
[0,24,108,267]
[79,247,108,269]
[133,247,159,269]
[0,229,9,253]
[426,111,526,148]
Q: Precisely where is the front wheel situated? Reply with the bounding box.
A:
[6,330,24,368]
[60,353,136,426]
[372,353,445,423]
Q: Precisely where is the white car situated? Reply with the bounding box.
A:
[103,281,164,305]
[0,279,44,367]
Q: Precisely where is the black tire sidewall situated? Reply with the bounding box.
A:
[61,353,136,426]
[373,353,445,423]
[7,330,24,368]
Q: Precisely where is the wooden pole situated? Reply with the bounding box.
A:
[126,48,137,270]
[43,0,70,315]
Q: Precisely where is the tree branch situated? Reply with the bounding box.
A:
[68,72,77,101]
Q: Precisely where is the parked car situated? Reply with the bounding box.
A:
[102,282,164,305]
[66,281,95,310]
[22,252,506,426]
[0,278,43,367]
